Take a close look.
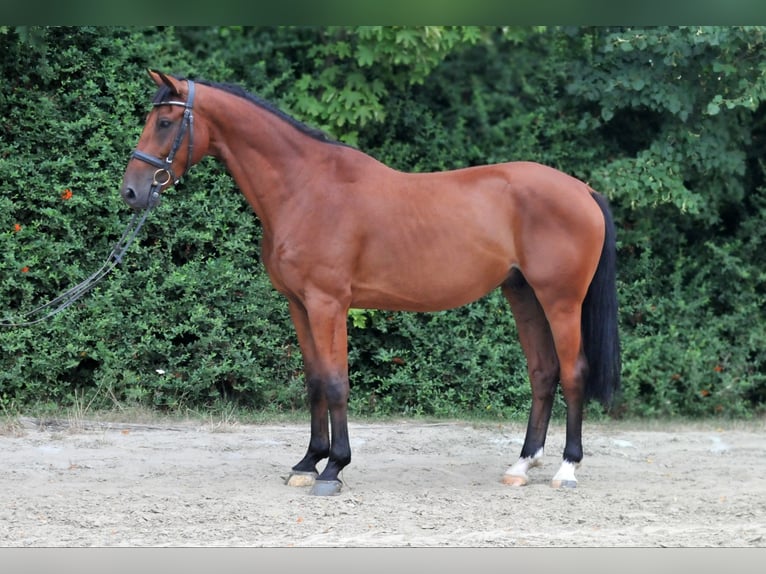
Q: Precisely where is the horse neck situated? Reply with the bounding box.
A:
[201,92,329,233]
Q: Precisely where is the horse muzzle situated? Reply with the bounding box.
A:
[120,182,161,211]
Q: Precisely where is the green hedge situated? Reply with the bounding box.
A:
[1,26,765,419]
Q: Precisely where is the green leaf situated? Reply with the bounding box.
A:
[619,40,633,52]
[356,44,376,67]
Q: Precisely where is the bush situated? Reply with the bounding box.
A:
[1,26,765,420]
[347,293,533,419]
[0,27,304,412]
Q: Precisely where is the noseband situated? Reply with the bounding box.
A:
[130,80,196,206]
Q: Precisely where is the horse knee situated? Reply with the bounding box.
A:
[306,375,348,405]
[306,377,324,402]
[324,375,349,406]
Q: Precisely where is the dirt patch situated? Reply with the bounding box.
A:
[1,418,764,547]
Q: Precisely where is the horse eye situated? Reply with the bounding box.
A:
[158,118,173,129]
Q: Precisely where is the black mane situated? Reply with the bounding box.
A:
[152,78,346,147]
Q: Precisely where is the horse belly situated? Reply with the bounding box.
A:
[350,242,513,312]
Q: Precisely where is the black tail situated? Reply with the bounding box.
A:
[582,192,621,408]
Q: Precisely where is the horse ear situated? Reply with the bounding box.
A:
[147,69,183,96]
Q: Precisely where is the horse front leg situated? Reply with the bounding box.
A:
[285,300,329,487]
[310,371,351,496]
[286,374,330,486]
[284,295,351,496]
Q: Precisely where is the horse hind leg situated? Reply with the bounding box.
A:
[500,271,560,487]
[542,297,590,489]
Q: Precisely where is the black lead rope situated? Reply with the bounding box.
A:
[0,206,153,328]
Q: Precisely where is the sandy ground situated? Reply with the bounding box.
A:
[0,416,764,547]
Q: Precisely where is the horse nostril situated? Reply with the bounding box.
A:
[122,187,137,201]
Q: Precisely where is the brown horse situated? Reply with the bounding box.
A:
[121,70,620,496]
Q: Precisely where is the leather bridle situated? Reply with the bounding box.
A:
[130,80,196,206]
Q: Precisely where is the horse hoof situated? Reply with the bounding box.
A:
[285,471,318,487]
[551,479,577,489]
[309,480,343,496]
[501,473,528,487]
